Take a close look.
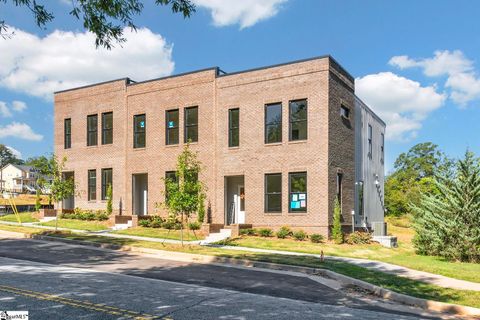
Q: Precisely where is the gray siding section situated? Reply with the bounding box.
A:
[354,97,385,228]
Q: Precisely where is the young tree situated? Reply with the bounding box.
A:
[412,151,480,262]
[1,0,195,49]
[106,184,113,215]
[331,198,343,244]
[162,143,205,246]
[45,155,75,231]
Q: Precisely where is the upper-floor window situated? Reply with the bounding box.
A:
[265,173,282,213]
[184,106,198,143]
[133,114,146,148]
[87,114,98,146]
[340,105,350,119]
[265,103,282,144]
[166,109,179,145]
[101,168,112,200]
[64,118,71,149]
[102,112,113,145]
[289,172,307,213]
[289,99,307,141]
[368,124,373,159]
[380,133,385,163]
[228,108,239,147]
[88,169,96,201]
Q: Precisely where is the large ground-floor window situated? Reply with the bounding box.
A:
[289,172,307,213]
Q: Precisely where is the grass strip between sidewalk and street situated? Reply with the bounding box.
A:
[0,224,479,309]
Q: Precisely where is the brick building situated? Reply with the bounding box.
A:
[54,56,385,236]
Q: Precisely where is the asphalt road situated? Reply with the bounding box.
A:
[0,238,440,319]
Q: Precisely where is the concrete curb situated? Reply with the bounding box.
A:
[2,231,480,317]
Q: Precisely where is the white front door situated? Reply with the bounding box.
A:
[236,185,245,224]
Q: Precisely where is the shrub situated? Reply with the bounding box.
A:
[139,219,151,227]
[240,228,256,236]
[292,230,307,241]
[106,184,113,215]
[345,231,372,245]
[258,228,273,237]
[310,233,324,243]
[276,226,292,239]
[62,209,108,221]
[332,198,343,244]
[197,194,206,223]
[35,189,41,212]
[149,216,164,228]
[188,221,201,230]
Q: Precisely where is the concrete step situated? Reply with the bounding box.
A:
[111,223,130,231]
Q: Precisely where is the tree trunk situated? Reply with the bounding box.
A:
[55,201,60,231]
[180,211,184,247]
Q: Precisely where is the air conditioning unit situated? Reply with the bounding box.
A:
[372,221,387,236]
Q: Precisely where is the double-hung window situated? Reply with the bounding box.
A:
[88,170,96,201]
[265,103,282,144]
[289,99,307,141]
[228,108,239,147]
[133,114,146,148]
[265,173,282,213]
[87,114,98,146]
[184,106,198,143]
[289,172,307,213]
[101,168,112,200]
[166,109,179,145]
[64,118,71,149]
[102,112,113,145]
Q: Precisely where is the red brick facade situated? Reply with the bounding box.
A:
[54,56,356,236]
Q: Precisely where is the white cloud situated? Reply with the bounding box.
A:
[0,26,175,100]
[389,50,480,105]
[0,102,12,118]
[0,122,43,141]
[356,72,446,142]
[6,146,22,159]
[193,0,287,28]
[12,101,27,112]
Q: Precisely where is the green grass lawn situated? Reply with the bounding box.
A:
[223,218,480,284]
[0,212,39,223]
[39,219,109,232]
[113,227,204,241]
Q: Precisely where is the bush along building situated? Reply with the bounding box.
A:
[54,56,385,238]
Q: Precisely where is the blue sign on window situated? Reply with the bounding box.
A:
[140,121,145,128]
[168,121,175,128]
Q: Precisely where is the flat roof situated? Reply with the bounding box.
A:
[54,55,354,94]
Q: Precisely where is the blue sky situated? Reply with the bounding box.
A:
[1,0,480,172]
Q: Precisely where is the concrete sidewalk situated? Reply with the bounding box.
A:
[210,245,480,292]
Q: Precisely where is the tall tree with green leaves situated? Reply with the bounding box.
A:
[385,142,452,216]
[162,143,205,245]
[411,151,480,262]
[1,0,195,49]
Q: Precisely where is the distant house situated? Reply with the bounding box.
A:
[0,164,44,193]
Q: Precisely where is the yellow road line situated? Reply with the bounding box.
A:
[0,284,169,319]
